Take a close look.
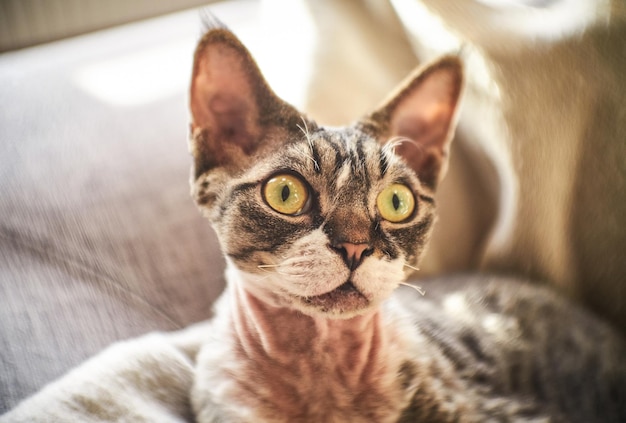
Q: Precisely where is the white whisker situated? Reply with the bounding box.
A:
[382,136,426,174]
[302,152,320,168]
[296,124,309,142]
[404,263,420,272]
[385,136,417,151]
[380,137,406,174]
[257,263,306,278]
[297,117,320,172]
[257,264,282,275]
[399,282,426,296]
[256,274,273,282]
[297,117,310,138]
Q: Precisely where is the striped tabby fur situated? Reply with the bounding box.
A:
[187,25,626,423]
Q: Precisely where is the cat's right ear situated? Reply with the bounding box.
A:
[189,28,304,179]
[358,57,464,190]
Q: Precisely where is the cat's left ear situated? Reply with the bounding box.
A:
[359,57,463,190]
[189,28,305,179]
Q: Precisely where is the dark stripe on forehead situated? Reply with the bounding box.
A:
[355,135,373,191]
[347,135,366,181]
[355,136,366,165]
[349,139,360,174]
[379,149,389,178]
[319,134,346,175]
[355,136,367,171]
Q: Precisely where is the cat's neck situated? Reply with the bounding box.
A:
[214,267,416,422]
[231,276,384,367]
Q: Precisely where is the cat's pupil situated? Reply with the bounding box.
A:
[392,194,400,210]
[281,185,290,202]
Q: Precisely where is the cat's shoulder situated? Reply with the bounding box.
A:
[396,274,619,336]
[394,274,625,353]
[392,275,626,422]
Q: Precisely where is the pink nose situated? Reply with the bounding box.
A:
[331,242,373,271]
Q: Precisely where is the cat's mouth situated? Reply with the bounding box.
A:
[300,281,370,315]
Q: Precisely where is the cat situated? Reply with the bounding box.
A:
[187,24,626,423]
[3,21,625,423]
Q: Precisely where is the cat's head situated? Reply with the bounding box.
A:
[188,27,463,318]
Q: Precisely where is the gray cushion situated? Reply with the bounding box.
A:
[0,16,225,412]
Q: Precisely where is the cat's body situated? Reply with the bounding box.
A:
[185,25,626,422]
[192,275,626,422]
[3,22,625,423]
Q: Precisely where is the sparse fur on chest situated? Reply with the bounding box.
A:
[193,282,417,423]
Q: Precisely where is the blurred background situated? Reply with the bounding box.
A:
[1,0,624,413]
[0,0,214,52]
[0,0,317,108]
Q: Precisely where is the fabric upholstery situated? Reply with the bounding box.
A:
[0,16,226,412]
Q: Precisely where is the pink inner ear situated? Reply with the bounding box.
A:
[191,41,261,152]
[391,69,459,146]
[387,64,461,188]
[188,29,307,178]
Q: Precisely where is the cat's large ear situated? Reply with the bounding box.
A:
[189,28,305,178]
[358,57,463,190]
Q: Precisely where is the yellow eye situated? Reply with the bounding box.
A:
[263,174,310,215]
[377,184,415,223]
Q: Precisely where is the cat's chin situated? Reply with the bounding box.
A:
[295,281,378,319]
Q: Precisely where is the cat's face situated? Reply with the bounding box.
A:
[188,27,463,318]
[195,126,436,317]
